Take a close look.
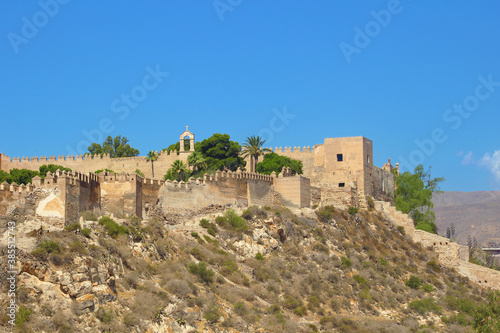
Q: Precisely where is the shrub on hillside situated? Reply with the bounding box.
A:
[316,205,335,222]
[216,209,248,232]
[98,216,129,238]
[405,276,422,289]
[348,206,359,215]
[408,298,441,315]
[64,223,81,232]
[188,261,215,284]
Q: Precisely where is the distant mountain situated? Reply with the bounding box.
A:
[433,191,500,247]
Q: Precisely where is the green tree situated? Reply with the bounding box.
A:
[162,140,192,154]
[197,133,246,171]
[394,165,444,234]
[473,290,500,332]
[164,160,190,182]
[38,164,72,180]
[8,168,39,185]
[187,151,207,177]
[87,135,139,158]
[256,152,303,176]
[0,170,13,184]
[146,151,158,178]
[241,135,271,172]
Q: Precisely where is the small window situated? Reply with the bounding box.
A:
[367,155,370,164]
[338,182,345,187]
[337,154,343,162]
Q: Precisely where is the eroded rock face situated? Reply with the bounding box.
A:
[18,272,72,310]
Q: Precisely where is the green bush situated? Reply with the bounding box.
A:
[378,258,388,266]
[39,240,62,254]
[69,241,87,254]
[255,252,264,261]
[199,219,211,228]
[353,274,369,288]
[98,216,129,238]
[31,248,49,260]
[316,205,335,222]
[15,306,32,326]
[64,223,81,231]
[220,260,239,276]
[341,256,352,268]
[135,169,145,177]
[81,228,92,238]
[347,206,359,215]
[293,305,308,316]
[234,302,247,316]
[200,218,218,235]
[282,295,302,310]
[216,209,248,232]
[422,283,435,293]
[408,298,441,315]
[188,262,214,284]
[96,307,114,323]
[204,304,221,323]
[426,260,440,271]
[203,235,219,245]
[207,226,217,236]
[405,275,421,289]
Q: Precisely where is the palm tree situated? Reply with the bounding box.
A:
[168,160,189,181]
[187,152,207,177]
[146,151,158,178]
[241,136,271,173]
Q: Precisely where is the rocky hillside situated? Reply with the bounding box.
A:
[1,203,499,332]
[433,191,500,246]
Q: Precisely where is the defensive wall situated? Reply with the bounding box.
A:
[268,136,395,206]
[0,167,312,227]
[1,132,395,209]
[0,150,189,180]
[375,201,500,290]
[157,168,310,211]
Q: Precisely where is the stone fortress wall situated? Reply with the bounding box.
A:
[1,166,310,228]
[267,136,395,206]
[0,126,197,181]
[2,128,499,290]
[1,129,396,208]
[376,201,500,290]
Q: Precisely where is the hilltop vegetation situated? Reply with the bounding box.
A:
[1,204,499,332]
[0,164,71,185]
[394,165,445,234]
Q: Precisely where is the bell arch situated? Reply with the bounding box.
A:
[179,126,195,152]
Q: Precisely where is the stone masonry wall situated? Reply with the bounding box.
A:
[99,172,142,218]
[0,150,189,180]
[273,175,311,208]
[375,201,500,290]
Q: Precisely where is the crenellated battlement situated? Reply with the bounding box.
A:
[0,181,36,195]
[270,146,314,154]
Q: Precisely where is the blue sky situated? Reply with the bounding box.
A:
[1,1,500,191]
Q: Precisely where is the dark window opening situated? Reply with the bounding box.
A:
[338,182,345,187]
[337,154,343,162]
